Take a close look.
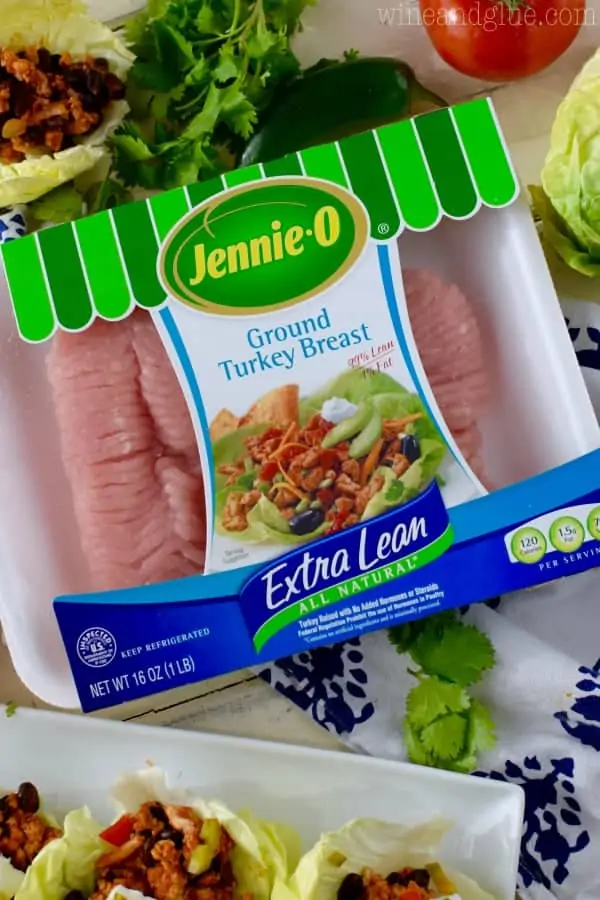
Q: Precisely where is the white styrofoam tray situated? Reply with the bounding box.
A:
[0,706,524,900]
[1,199,599,710]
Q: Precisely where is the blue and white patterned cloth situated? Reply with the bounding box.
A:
[0,207,27,245]
[260,298,600,900]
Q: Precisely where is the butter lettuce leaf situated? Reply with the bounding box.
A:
[0,0,135,80]
[110,768,298,900]
[285,818,450,900]
[284,817,495,900]
[300,369,407,424]
[0,147,107,208]
[29,183,84,224]
[0,0,134,207]
[370,392,443,445]
[539,49,600,277]
[361,437,445,521]
[213,424,269,493]
[0,856,24,900]
[237,810,302,883]
[247,497,326,545]
[14,807,106,900]
[529,184,600,279]
[215,494,326,546]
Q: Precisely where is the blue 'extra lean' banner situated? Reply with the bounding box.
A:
[239,481,453,652]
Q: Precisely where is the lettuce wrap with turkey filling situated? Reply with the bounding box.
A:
[0,0,133,207]
[273,817,496,900]
[213,369,446,546]
[0,781,68,900]
[10,767,299,900]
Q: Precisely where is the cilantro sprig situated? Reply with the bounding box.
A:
[388,611,496,772]
[111,0,313,190]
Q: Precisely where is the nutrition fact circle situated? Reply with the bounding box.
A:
[76,627,117,668]
[510,526,547,564]
[549,516,585,553]
[587,507,600,541]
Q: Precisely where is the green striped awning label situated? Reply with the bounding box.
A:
[2,97,519,343]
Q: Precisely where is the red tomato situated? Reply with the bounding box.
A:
[317,487,335,507]
[259,460,279,481]
[320,449,339,470]
[99,814,134,846]
[419,0,585,81]
[329,509,350,533]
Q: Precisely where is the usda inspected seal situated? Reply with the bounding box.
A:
[76,627,117,668]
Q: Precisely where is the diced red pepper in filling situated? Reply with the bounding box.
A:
[99,814,135,846]
[259,460,279,481]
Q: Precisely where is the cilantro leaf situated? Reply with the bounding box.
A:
[410,620,495,686]
[112,131,157,188]
[449,753,478,774]
[196,5,222,34]
[85,178,131,215]
[466,699,497,756]
[388,620,427,655]
[406,677,469,731]
[385,479,405,503]
[420,713,468,762]
[131,20,196,93]
[214,46,242,83]
[160,140,215,189]
[387,610,459,656]
[185,57,211,87]
[218,84,257,138]
[115,0,312,190]
[5,701,17,718]
[424,701,496,774]
[182,82,224,140]
[29,184,83,224]
[403,718,434,767]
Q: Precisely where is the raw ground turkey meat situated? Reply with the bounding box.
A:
[47,269,489,592]
[47,311,206,591]
[402,268,489,480]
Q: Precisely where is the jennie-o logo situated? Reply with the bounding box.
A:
[158,178,369,314]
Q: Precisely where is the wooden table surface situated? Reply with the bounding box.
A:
[0,33,594,747]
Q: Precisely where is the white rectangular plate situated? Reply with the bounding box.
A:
[1,707,523,900]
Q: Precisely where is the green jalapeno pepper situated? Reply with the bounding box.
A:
[241,57,447,166]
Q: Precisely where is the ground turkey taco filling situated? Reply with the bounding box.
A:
[338,866,454,900]
[0,47,125,163]
[78,801,246,900]
[218,411,424,536]
[0,782,61,870]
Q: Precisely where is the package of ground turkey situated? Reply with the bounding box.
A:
[46,267,490,592]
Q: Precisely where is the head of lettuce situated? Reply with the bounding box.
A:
[537,49,600,278]
[0,0,134,209]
